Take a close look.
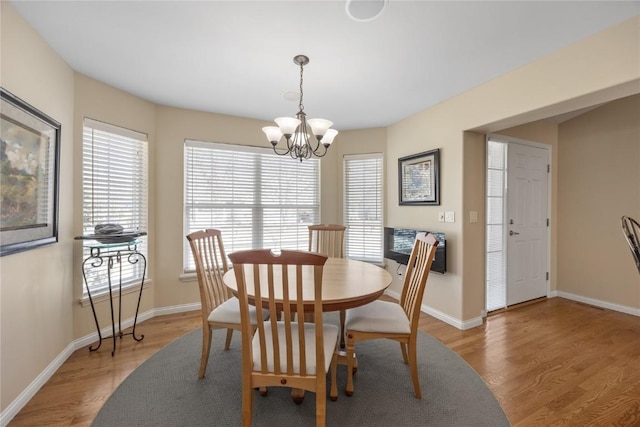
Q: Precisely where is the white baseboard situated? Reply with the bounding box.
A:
[0,303,200,427]
[0,341,75,427]
[556,291,640,317]
[153,302,201,317]
[422,305,484,330]
[384,290,483,331]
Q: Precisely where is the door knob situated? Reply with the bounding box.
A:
[509,230,520,236]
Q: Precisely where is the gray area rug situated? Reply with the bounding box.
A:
[93,314,510,426]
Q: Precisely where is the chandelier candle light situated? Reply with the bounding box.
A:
[262,55,338,161]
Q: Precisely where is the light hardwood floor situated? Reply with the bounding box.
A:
[8,297,640,426]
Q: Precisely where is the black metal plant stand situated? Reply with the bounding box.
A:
[77,238,147,356]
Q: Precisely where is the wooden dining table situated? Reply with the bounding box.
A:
[223,257,392,401]
[222,257,392,313]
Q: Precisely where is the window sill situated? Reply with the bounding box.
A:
[179,272,197,282]
[79,278,152,307]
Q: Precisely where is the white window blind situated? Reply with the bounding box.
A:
[344,153,383,263]
[184,140,320,272]
[82,118,148,293]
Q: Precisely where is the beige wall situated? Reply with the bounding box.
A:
[0,3,75,411]
[2,2,639,419]
[462,131,487,318]
[388,16,639,323]
[557,95,640,306]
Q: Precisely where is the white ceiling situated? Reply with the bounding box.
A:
[10,1,640,130]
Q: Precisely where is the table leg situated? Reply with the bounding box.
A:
[82,256,103,352]
[107,256,116,356]
[81,247,146,356]
[128,253,146,342]
[342,347,358,396]
[337,349,358,371]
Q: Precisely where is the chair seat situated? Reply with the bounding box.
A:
[252,322,339,375]
[345,300,411,334]
[208,298,267,325]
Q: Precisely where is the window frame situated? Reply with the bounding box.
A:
[343,152,384,264]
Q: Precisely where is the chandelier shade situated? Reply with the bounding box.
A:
[262,55,337,161]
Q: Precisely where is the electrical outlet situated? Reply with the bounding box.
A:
[445,211,455,223]
[438,212,445,222]
[470,211,478,223]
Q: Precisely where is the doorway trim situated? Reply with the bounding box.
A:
[485,133,552,313]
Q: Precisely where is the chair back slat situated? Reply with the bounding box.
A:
[250,264,269,374]
[309,224,346,258]
[229,249,328,379]
[187,229,231,323]
[400,233,439,331]
[296,265,307,376]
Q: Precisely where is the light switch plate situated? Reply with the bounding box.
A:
[445,211,455,223]
[470,211,478,223]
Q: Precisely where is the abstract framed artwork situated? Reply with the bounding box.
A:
[398,148,440,206]
[1,88,61,256]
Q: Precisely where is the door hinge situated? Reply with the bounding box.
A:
[547,218,550,227]
[546,272,549,281]
[547,164,550,173]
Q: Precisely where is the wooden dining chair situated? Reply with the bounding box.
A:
[308,224,346,258]
[186,229,267,379]
[308,224,347,346]
[228,249,339,427]
[344,233,439,398]
[622,216,640,274]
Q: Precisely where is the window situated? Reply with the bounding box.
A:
[486,138,507,311]
[343,153,383,263]
[82,118,148,294]
[184,140,320,272]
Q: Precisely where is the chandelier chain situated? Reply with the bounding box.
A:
[298,60,304,113]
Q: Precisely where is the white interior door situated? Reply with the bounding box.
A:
[506,142,549,305]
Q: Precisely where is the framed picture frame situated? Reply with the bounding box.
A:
[398,148,440,206]
[1,88,61,256]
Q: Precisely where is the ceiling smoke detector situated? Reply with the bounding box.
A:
[345,0,388,22]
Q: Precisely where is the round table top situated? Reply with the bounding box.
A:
[223,257,392,312]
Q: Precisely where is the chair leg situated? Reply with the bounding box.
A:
[339,310,346,348]
[400,342,408,364]
[316,377,327,427]
[345,332,355,396]
[408,339,421,399]
[224,328,233,350]
[330,351,338,401]
[242,381,253,427]
[198,324,213,379]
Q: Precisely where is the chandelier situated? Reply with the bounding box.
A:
[262,55,338,161]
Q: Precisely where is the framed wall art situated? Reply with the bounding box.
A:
[398,148,440,206]
[1,88,61,256]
